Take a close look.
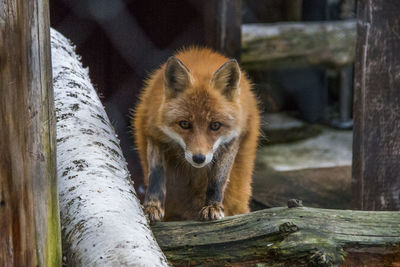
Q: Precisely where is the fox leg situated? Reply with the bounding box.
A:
[143,139,166,223]
[199,140,239,221]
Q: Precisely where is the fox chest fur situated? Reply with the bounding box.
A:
[133,47,260,222]
[162,149,209,221]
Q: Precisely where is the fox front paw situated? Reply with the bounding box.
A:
[144,201,164,223]
[199,202,224,221]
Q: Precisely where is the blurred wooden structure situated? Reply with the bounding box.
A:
[353,0,400,210]
[241,20,356,70]
[252,166,351,210]
[0,0,61,266]
[242,0,355,127]
[204,0,242,60]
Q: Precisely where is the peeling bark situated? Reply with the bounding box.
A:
[51,29,168,266]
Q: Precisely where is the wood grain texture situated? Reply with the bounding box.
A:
[352,0,400,210]
[241,20,356,70]
[152,207,400,266]
[0,0,61,266]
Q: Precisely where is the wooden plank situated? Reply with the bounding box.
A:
[151,207,400,266]
[203,0,242,59]
[352,1,400,210]
[241,20,356,70]
[0,0,61,266]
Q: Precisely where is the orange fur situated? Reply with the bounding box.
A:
[133,47,260,221]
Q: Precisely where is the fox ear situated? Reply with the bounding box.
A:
[211,59,241,100]
[164,56,192,98]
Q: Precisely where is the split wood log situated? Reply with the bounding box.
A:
[0,0,61,266]
[241,20,356,70]
[51,29,168,266]
[152,206,400,266]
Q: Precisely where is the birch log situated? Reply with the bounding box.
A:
[51,29,168,266]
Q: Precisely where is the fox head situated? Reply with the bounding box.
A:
[160,56,242,168]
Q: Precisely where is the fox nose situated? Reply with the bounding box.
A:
[192,154,206,164]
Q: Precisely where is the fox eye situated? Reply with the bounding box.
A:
[210,122,221,131]
[179,120,191,129]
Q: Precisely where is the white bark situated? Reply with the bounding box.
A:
[51,29,168,267]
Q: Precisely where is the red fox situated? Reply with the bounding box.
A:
[133,47,260,222]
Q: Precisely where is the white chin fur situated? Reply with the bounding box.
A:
[185,152,213,168]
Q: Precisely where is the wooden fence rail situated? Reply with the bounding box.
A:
[241,20,356,70]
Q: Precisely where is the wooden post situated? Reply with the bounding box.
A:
[0,0,61,266]
[203,0,242,60]
[353,1,400,210]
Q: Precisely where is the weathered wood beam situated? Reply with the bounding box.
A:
[0,0,61,266]
[352,0,400,210]
[241,20,356,70]
[152,206,400,266]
